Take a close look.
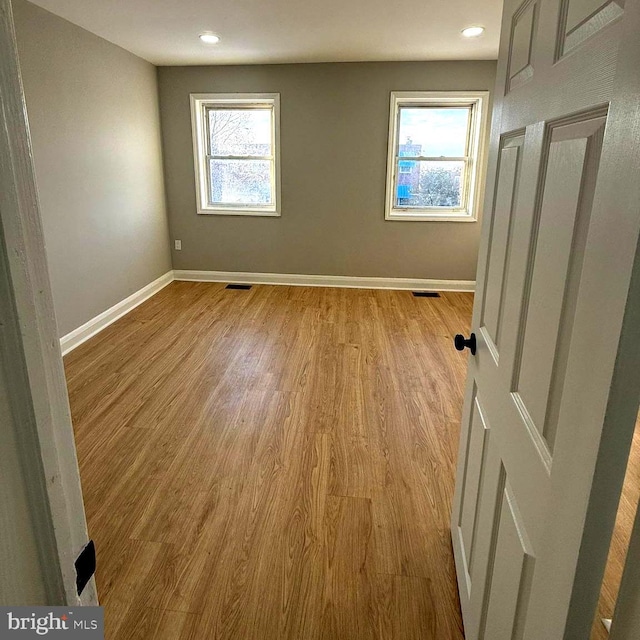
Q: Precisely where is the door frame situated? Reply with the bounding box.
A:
[0,0,96,605]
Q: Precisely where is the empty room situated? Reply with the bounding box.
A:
[1,0,640,638]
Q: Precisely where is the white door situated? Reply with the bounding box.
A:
[451,0,640,636]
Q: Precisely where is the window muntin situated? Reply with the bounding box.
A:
[190,94,281,216]
[385,92,489,222]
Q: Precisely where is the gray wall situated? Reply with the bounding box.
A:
[158,61,496,280]
[14,0,172,337]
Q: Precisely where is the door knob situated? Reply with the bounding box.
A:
[454,333,476,355]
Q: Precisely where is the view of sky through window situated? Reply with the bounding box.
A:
[397,107,469,157]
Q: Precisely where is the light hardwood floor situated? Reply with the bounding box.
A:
[591,413,640,640]
[64,282,474,639]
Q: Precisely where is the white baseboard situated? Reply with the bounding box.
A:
[60,269,474,355]
[60,271,174,355]
[173,269,476,292]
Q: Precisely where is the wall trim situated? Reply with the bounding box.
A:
[60,271,174,355]
[173,269,476,292]
[60,269,475,356]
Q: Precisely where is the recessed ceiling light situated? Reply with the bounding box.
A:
[461,26,485,38]
[199,33,220,44]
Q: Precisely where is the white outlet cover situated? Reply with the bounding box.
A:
[174,240,182,250]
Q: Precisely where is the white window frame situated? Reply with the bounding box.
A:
[384,91,490,222]
[190,93,281,216]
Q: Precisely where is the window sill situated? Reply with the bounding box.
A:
[197,208,281,217]
[386,211,477,222]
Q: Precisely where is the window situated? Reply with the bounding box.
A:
[385,91,489,221]
[190,93,281,216]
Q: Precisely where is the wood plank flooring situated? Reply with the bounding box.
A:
[591,413,640,640]
[64,282,473,640]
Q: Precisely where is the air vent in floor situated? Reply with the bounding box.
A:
[412,291,440,297]
[226,284,252,290]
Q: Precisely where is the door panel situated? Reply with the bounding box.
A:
[458,392,491,592]
[455,428,507,635]
[482,484,535,640]
[566,0,610,30]
[514,115,606,451]
[451,0,640,636]
[507,0,538,92]
[481,135,524,359]
[560,0,625,55]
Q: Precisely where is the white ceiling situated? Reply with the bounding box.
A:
[28,0,502,66]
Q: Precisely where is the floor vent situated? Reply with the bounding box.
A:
[226,284,252,290]
[412,291,440,298]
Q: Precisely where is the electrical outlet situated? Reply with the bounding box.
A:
[174,240,182,250]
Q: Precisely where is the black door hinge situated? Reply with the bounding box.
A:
[75,540,96,596]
